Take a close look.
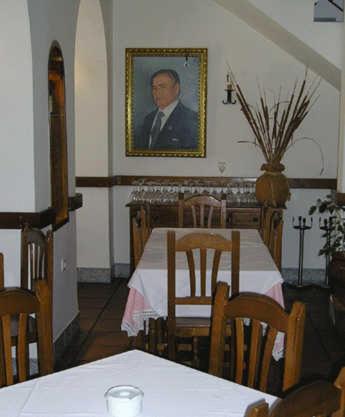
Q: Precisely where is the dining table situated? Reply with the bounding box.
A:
[0,349,278,417]
[122,228,285,356]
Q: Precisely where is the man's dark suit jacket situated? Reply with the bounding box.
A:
[135,101,199,150]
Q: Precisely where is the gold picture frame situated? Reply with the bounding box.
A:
[125,48,207,157]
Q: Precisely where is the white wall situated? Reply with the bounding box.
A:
[0,0,35,212]
[27,0,80,340]
[111,0,339,269]
[75,0,110,270]
[249,0,343,70]
[0,0,35,289]
[76,188,110,268]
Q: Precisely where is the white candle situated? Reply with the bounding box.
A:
[105,385,143,417]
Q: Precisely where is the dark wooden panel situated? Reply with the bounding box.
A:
[228,208,261,228]
[288,178,336,189]
[149,205,178,227]
[68,193,83,211]
[0,208,55,229]
[76,176,114,188]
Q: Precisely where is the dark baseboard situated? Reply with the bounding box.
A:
[54,314,80,364]
[113,263,131,279]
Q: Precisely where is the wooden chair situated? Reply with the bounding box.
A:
[0,284,53,386]
[209,282,306,393]
[167,230,240,367]
[245,367,345,417]
[132,206,151,268]
[21,224,53,293]
[18,225,53,344]
[178,194,227,228]
[130,317,167,357]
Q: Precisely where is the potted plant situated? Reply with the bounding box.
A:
[230,69,322,207]
[309,193,345,333]
[309,193,345,257]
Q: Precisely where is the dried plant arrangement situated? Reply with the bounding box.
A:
[229,68,323,172]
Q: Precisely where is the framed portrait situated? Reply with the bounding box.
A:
[125,48,207,157]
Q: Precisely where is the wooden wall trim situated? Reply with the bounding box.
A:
[76,175,336,190]
[288,178,336,189]
[0,193,83,229]
[0,208,55,229]
[76,176,114,188]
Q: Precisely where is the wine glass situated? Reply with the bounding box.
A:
[217,161,227,175]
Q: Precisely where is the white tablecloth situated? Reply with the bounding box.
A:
[122,228,284,334]
[0,350,277,417]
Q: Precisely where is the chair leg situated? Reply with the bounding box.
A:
[192,336,199,369]
[148,318,157,354]
[156,318,166,357]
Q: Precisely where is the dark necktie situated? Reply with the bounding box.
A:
[150,111,164,148]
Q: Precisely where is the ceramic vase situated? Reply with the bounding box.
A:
[255,162,290,208]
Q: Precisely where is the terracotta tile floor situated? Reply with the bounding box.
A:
[57,279,345,385]
[56,280,130,370]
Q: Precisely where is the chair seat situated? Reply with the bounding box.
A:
[11,316,37,344]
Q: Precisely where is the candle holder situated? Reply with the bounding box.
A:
[291,216,313,288]
[222,74,236,105]
[319,216,334,287]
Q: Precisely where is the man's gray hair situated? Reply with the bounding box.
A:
[151,69,180,86]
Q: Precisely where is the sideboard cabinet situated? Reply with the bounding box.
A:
[127,201,283,272]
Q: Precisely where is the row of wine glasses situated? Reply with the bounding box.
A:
[130,181,180,203]
[129,180,257,204]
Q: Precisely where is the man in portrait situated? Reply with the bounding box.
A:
[135,69,199,150]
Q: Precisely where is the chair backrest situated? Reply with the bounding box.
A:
[178,194,227,228]
[132,206,151,268]
[167,231,240,357]
[209,282,306,393]
[245,368,345,417]
[20,224,53,293]
[0,284,53,386]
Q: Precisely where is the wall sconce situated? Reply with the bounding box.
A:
[222,72,236,105]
